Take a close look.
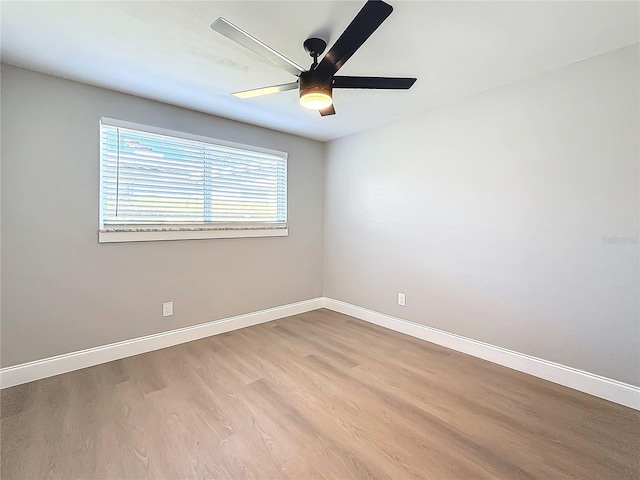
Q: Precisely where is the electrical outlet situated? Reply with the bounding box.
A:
[162,301,173,317]
[398,293,406,307]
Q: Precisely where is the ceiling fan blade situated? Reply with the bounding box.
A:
[233,82,299,99]
[316,0,393,77]
[333,76,416,89]
[211,18,304,77]
[320,105,336,116]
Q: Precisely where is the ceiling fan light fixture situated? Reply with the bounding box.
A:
[299,88,333,110]
[299,70,333,110]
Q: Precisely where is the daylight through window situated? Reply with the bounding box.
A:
[99,118,287,242]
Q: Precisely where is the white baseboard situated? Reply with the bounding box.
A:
[0,298,323,389]
[323,298,640,411]
[3,296,638,411]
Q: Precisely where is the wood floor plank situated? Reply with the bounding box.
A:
[2,309,639,479]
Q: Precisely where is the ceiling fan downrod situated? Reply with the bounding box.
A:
[303,38,327,69]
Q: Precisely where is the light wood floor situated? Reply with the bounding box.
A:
[2,309,639,479]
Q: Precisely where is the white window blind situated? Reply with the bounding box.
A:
[99,118,287,242]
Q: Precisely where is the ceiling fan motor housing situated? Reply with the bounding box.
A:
[299,70,333,109]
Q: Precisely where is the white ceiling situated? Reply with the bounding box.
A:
[1,1,638,142]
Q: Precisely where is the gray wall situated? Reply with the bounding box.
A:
[1,64,324,367]
[3,45,638,387]
[324,45,639,386]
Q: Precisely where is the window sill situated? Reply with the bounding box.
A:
[98,228,288,243]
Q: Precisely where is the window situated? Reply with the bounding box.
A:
[99,118,287,243]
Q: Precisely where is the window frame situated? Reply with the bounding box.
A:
[98,118,288,243]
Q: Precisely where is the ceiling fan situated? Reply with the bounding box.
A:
[210,0,416,116]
